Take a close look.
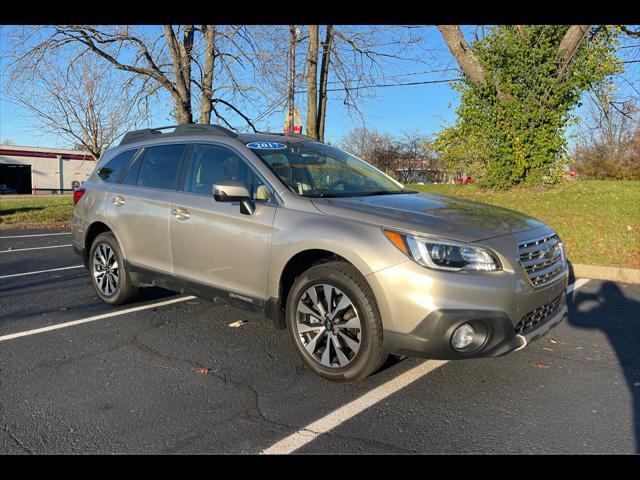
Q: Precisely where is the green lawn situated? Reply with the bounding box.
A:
[408,180,640,269]
[1,180,638,268]
[0,195,74,227]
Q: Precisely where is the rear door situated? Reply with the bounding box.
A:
[169,142,277,301]
[106,143,187,273]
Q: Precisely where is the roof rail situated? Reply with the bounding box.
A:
[119,124,238,146]
[254,131,319,141]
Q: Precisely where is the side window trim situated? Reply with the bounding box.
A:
[115,148,144,184]
[120,147,146,186]
[95,147,140,184]
[176,143,195,193]
[181,141,280,205]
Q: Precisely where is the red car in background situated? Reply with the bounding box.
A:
[457,176,474,184]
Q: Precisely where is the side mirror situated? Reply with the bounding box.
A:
[212,181,255,215]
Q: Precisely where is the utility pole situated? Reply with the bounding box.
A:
[286,25,296,133]
[286,26,303,134]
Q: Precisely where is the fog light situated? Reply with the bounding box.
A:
[452,323,475,350]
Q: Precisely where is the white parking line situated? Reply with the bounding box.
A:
[0,295,197,343]
[0,232,71,239]
[261,359,447,454]
[0,265,85,279]
[261,278,593,454]
[0,244,72,254]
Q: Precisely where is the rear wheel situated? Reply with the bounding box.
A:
[89,232,138,305]
[286,261,387,382]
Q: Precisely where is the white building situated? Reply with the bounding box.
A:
[0,144,96,194]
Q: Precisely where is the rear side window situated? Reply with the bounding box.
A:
[97,149,137,183]
[136,144,186,190]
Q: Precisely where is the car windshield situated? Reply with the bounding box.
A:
[247,141,414,198]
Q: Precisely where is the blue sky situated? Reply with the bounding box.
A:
[0,26,637,150]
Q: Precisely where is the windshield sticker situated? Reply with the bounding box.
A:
[246,142,287,150]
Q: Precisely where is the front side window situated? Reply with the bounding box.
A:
[136,144,186,190]
[248,142,411,198]
[97,149,137,183]
[185,144,271,202]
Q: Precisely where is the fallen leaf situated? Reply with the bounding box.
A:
[534,362,551,369]
[549,338,557,344]
[228,320,247,328]
[542,347,553,352]
[193,367,211,374]
[627,225,633,232]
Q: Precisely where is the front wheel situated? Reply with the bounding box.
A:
[285,261,387,382]
[89,232,139,305]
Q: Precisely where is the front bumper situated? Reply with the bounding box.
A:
[383,295,567,359]
[366,227,569,360]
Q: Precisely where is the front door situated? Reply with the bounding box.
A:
[169,143,277,301]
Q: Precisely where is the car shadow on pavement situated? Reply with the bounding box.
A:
[567,279,640,453]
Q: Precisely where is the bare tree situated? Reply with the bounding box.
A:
[7,25,270,130]
[394,130,435,184]
[302,25,425,141]
[5,53,144,160]
[340,127,435,182]
[574,94,640,179]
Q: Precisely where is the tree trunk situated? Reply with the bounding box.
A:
[199,25,216,124]
[317,25,333,142]
[164,25,194,124]
[437,25,512,102]
[437,25,487,88]
[305,25,319,139]
[287,25,296,132]
[557,25,590,74]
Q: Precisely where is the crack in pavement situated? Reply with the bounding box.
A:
[131,331,410,454]
[1,424,35,454]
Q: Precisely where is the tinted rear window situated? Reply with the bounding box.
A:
[97,149,137,183]
[136,144,186,190]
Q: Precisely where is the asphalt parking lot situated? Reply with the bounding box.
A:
[0,226,638,454]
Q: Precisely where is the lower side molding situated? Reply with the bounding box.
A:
[126,260,268,315]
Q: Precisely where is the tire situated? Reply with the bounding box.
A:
[89,232,139,305]
[285,261,387,382]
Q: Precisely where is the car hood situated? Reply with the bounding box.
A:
[310,192,547,242]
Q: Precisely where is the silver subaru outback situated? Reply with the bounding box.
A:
[71,124,569,382]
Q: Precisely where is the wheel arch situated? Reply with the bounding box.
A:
[84,220,126,265]
[268,246,374,330]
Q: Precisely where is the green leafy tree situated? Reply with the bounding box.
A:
[435,25,622,188]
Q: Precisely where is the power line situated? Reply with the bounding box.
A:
[296,77,462,94]
[323,67,458,86]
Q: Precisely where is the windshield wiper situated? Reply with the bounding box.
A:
[355,190,416,197]
[306,189,416,198]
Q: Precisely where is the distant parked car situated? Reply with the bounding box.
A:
[457,176,474,184]
[0,184,17,195]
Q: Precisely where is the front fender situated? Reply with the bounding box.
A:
[267,208,408,313]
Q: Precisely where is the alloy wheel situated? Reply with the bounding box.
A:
[295,284,362,368]
[92,243,119,297]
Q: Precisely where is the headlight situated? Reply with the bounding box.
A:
[384,230,501,272]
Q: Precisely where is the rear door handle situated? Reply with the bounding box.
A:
[171,207,191,220]
[111,195,126,206]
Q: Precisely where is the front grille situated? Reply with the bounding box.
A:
[515,292,565,335]
[518,233,566,288]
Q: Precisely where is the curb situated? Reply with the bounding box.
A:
[570,263,640,285]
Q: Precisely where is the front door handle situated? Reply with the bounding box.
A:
[171,207,191,220]
[111,195,126,206]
